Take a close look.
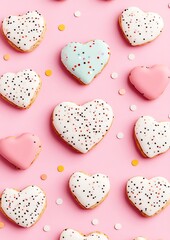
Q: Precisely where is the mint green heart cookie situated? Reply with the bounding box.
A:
[61,40,110,85]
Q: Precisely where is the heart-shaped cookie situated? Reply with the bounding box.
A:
[126,176,170,216]
[69,172,110,209]
[2,10,46,52]
[133,238,147,240]
[134,116,170,158]
[60,229,109,240]
[0,133,41,170]
[52,99,114,153]
[0,185,47,227]
[61,40,110,84]
[0,69,41,109]
[119,7,164,46]
[129,65,170,100]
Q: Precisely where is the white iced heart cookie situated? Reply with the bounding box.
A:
[60,229,109,240]
[2,10,46,52]
[119,7,164,46]
[135,116,170,158]
[69,172,110,209]
[52,99,114,153]
[0,185,47,227]
[127,176,170,217]
[133,238,147,240]
[0,69,41,109]
[61,40,110,84]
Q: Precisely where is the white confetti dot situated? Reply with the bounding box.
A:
[114,223,122,230]
[74,11,81,17]
[116,132,124,139]
[91,218,99,225]
[168,3,170,8]
[130,104,137,111]
[43,225,51,232]
[56,198,63,205]
[110,72,118,79]
[128,53,135,61]
[168,114,170,119]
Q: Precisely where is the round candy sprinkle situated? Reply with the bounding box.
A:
[110,72,118,79]
[45,70,52,76]
[56,198,63,205]
[74,11,81,17]
[168,3,170,8]
[129,104,137,111]
[40,174,47,180]
[131,159,139,166]
[3,54,10,61]
[168,114,170,119]
[0,222,4,229]
[118,88,126,95]
[114,223,122,230]
[43,225,51,232]
[57,165,64,172]
[91,218,99,225]
[128,53,135,61]
[116,132,124,139]
[58,24,66,31]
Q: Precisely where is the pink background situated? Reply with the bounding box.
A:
[0,0,170,239]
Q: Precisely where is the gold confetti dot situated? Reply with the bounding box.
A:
[58,24,66,31]
[57,165,64,172]
[40,174,47,180]
[45,69,52,76]
[131,159,139,166]
[0,222,4,229]
[3,54,10,61]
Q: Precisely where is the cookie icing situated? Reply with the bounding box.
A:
[133,238,147,240]
[0,69,41,108]
[129,65,170,100]
[120,7,164,46]
[127,176,170,216]
[69,172,110,209]
[61,40,110,84]
[60,229,109,240]
[52,99,114,153]
[0,133,41,170]
[1,185,47,227]
[2,10,46,51]
[135,116,170,158]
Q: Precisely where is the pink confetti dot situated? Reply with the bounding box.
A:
[118,89,126,95]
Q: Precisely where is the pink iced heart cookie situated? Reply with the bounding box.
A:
[0,185,47,227]
[127,176,170,217]
[0,133,41,170]
[119,7,164,46]
[129,65,170,100]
